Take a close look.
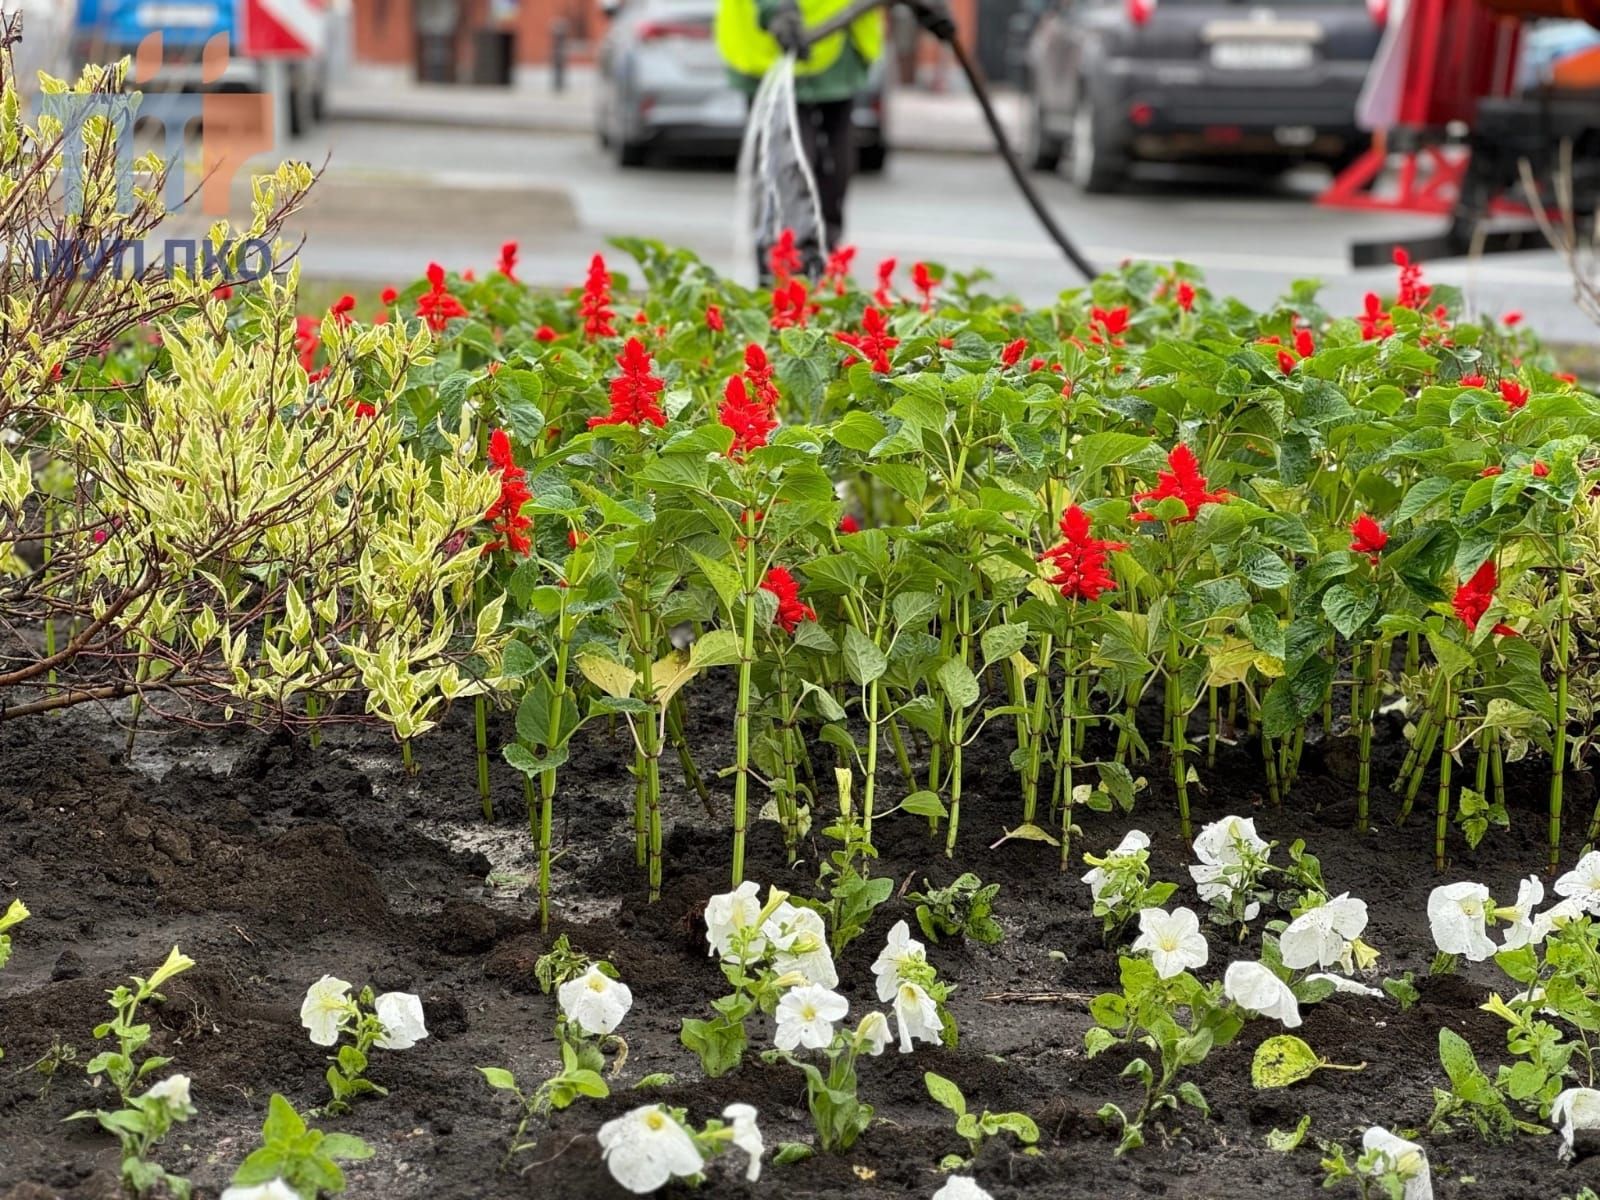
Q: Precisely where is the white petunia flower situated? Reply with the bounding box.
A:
[373,991,429,1050]
[871,920,927,1004]
[300,975,353,1047]
[764,903,838,988]
[1081,829,1150,903]
[774,984,848,1052]
[856,1011,892,1057]
[1499,874,1544,950]
[142,1074,194,1115]
[219,1182,299,1200]
[705,880,766,961]
[1552,1087,1600,1160]
[722,1103,765,1182]
[1554,850,1600,915]
[1307,973,1385,998]
[558,965,633,1036]
[1427,882,1497,961]
[599,1104,705,1195]
[1532,895,1590,944]
[1223,961,1302,1028]
[1361,1126,1433,1200]
[931,1177,994,1200]
[892,981,942,1053]
[1131,906,1209,979]
[1280,893,1369,971]
[1189,815,1269,918]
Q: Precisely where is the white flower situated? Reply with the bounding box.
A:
[1223,961,1302,1028]
[705,880,766,961]
[856,1011,892,1057]
[774,984,848,1052]
[931,1178,994,1200]
[300,975,353,1047]
[1532,895,1590,943]
[558,965,633,1036]
[1554,850,1600,915]
[1307,973,1385,998]
[142,1074,194,1115]
[1189,815,1269,918]
[892,981,942,1053]
[871,920,927,1004]
[1499,874,1544,950]
[1082,829,1150,903]
[764,903,838,988]
[598,1104,705,1194]
[1361,1126,1433,1200]
[722,1103,765,1181]
[1427,882,1497,961]
[1131,906,1209,979]
[373,991,429,1050]
[219,1182,299,1200]
[1552,1087,1600,1160]
[1280,893,1369,971]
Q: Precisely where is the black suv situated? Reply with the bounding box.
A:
[1022,0,1384,192]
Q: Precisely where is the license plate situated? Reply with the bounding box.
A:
[1210,40,1313,70]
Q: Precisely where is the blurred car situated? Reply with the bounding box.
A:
[1022,0,1384,192]
[596,0,887,171]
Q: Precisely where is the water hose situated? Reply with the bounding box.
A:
[803,0,1097,281]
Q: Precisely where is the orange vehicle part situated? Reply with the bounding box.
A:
[1478,0,1600,26]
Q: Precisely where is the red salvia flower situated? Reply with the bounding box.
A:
[770,279,813,330]
[1176,280,1196,312]
[1294,327,1315,359]
[835,306,899,374]
[706,304,725,333]
[839,513,861,534]
[535,325,558,342]
[1349,514,1388,565]
[741,343,782,412]
[1001,337,1028,368]
[213,284,233,300]
[822,245,856,296]
[579,254,617,340]
[330,294,357,327]
[1533,460,1550,478]
[1089,305,1130,347]
[873,257,897,308]
[416,262,468,332]
[484,428,533,555]
[295,315,320,374]
[1030,356,1046,371]
[1499,379,1530,410]
[1503,310,1523,327]
[762,566,816,633]
[1394,247,1432,311]
[589,337,667,429]
[1461,373,1487,389]
[1039,504,1128,602]
[380,287,398,306]
[768,229,803,282]
[1132,443,1229,523]
[911,262,937,312]
[1357,293,1394,340]
[1452,559,1515,636]
[497,241,520,282]
[719,375,778,457]
[1481,465,1503,477]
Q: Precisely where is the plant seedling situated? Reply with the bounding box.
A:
[924,1071,1040,1168]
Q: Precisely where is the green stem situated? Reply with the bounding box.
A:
[865,679,881,839]
[730,513,759,886]
[1206,685,1219,769]
[537,606,572,931]
[401,738,415,775]
[667,699,714,816]
[1164,543,1191,842]
[1059,634,1075,872]
[1357,640,1380,834]
[1022,634,1054,826]
[1553,528,1571,873]
[475,696,493,821]
[1436,681,1456,873]
[945,593,973,857]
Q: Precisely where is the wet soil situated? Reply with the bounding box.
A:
[0,689,1595,1199]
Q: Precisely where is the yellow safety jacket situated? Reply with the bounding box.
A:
[716,0,885,83]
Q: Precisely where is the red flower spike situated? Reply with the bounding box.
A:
[911,262,937,312]
[874,257,897,308]
[822,245,856,297]
[770,279,813,330]
[1349,514,1388,565]
[380,287,398,306]
[768,229,803,283]
[1294,327,1315,359]
[1504,310,1523,327]
[1452,559,1515,636]
[835,306,900,375]
[1276,348,1298,375]
[1499,379,1530,410]
[589,337,667,430]
[1132,444,1230,523]
[535,325,558,342]
[1358,293,1394,341]
[1481,465,1503,478]
[1001,338,1028,368]
[1089,305,1131,347]
[740,343,782,413]
[497,241,520,283]
[580,254,617,340]
[416,263,467,332]
[839,514,861,534]
[1039,504,1128,602]
[706,304,725,333]
[762,566,816,634]
[1461,373,1487,389]
[1176,280,1196,312]
[1533,460,1550,478]
[484,428,533,556]
[719,375,778,457]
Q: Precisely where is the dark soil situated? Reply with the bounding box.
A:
[1,689,1596,1200]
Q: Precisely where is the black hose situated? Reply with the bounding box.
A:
[802,0,1096,281]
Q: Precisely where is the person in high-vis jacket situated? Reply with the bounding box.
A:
[717,0,954,277]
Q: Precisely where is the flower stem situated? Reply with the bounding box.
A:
[1164,540,1191,842]
[475,696,493,821]
[637,609,663,899]
[1059,634,1075,873]
[1206,685,1219,769]
[1356,639,1380,834]
[730,511,759,886]
[667,698,714,816]
[1552,525,1571,873]
[1435,680,1456,873]
[1022,633,1054,826]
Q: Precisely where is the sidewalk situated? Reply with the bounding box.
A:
[326,63,1021,155]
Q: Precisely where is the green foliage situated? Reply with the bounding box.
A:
[908,873,1003,945]
[83,946,195,1104]
[0,898,26,1060]
[924,1070,1040,1168]
[229,1094,373,1200]
[1429,1028,1543,1140]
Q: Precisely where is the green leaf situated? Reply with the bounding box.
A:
[936,657,980,709]
[923,1071,967,1118]
[900,790,948,819]
[691,551,743,613]
[1266,1114,1312,1152]
[1322,580,1378,640]
[1073,432,1153,479]
[478,1067,519,1092]
[689,629,743,669]
[842,626,887,687]
[980,623,1029,667]
[772,1142,814,1166]
[1252,1035,1323,1089]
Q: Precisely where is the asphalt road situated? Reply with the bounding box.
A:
[280,117,1600,342]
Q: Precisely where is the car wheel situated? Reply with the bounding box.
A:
[858,142,887,174]
[1069,90,1126,195]
[1025,92,1062,173]
[616,135,649,168]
